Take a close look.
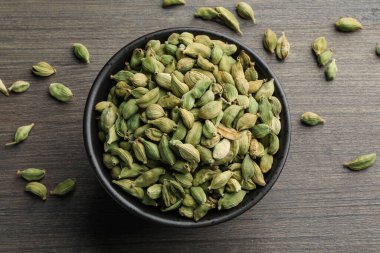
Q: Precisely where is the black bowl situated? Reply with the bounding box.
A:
[84,27,291,227]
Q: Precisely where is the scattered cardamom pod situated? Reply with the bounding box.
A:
[344,153,376,171]
[276,32,290,61]
[325,59,337,81]
[50,178,76,196]
[263,29,277,54]
[335,17,363,32]
[5,123,34,146]
[32,61,56,77]
[236,2,255,23]
[317,49,333,66]
[162,0,185,8]
[194,7,219,20]
[8,80,30,93]
[0,78,9,96]
[25,182,47,200]
[73,43,90,63]
[17,168,46,181]
[300,112,325,126]
[312,36,327,56]
[215,7,243,35]
[49,83,74,102]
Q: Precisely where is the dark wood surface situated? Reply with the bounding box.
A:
[1,1,379,252]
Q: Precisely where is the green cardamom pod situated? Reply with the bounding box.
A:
[195,88,215,107]
[209,170,233,190]
[213,139,231,160]
[267,133,280,155]
[8,80,30,93]
[141,56,165,74]
[50,178,76,196]
[236,113,258,131]
[268,96,282,118]
[162,0,185,7]
[17,168,45,181]
[300,112,325,126]
[170,141,200,163]
[138,137,161,161]
[249,138,265,158]
[159,134,177,166]
[241,154,255,181]
[5,123,34,146]
[49,83,73,102]
[210,44,224,65]
[118,163,149,179]
[194,35,214,48]
[185,121,203,146]
[238,130,252,158]
[148,117,177,133]
[0,78,9,96]
[202,120,217,139]
[317,49,333,66]
[199,100,223,120]
[325,59,337,81]
[217,190,246,210]
[145,128,163,142]
[147,184,162,200]
[252,124,270,139]
[225,178,242,193]
[110,147,134,168]
[110,70,134,82]
[263,28,277,54]
[145,104,166,120]
[112,179,144,200]
[255,79,274,100]
[196,145,215,165]
[132,140,148,164]
[194,202,214,221]
[155,73,172,90]
[134,168,165,187]
[103,153,119,169]
[215,7,243,35]
[213,40,238,56]
[312,36,327,56]
[197,55,215,72]
[244,64,258,82]
[252,161,266,186]
[177,57,196,73]
[260,152,273,173]
[258,97,273,124]
[172,120,187,141]
[335,17,363,32]
[130,73,148,87]
[32,61,56,77]
[135,87,160,108]
[236,2,255,23]
[344,153,376,171]
[179,206,194,218]
[183,43,212,59]
[130,48,145,70]
[248,80,263,94]
[25,182,47,200]
[171,73,189,97]
[173,173,193,189]
[110,166,121,179]
[195,7,219,20]
[73,43,90,63]
[95,101,117,113]
[276,32,290,61]
[157,92,181,109]
[269,116,281,135]
[190,186,207,205]
[201,134,221,148]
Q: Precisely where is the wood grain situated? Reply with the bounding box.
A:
[1,0,379,252]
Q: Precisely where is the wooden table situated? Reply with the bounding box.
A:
[1,1,379,252]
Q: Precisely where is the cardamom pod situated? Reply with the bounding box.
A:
[147,184,162,200]
[131,73,149,87]
[5,123,34,146]
[49,83,73,102]
[194,202,214,221]
[32,61,56,77]
[134,168,165,187]
[276,32,290,61]
[190,186,207,205]
[159,134,177,166]
[138,137,161,161]
[8,80,30,93]
[73,43,90,63]
[112,179,144,200]
[236,2,255,23]
[215,7,243,35]
[252,161,266,186]
[318,49,333,66]
[194,7,219,20]
[325,59,337,81]
[148,117,177,133]
[300,112,325,126]
[25,182,47,200]
[17,168,45,181]
[213,139,231,160]
[263,29,277,53]
[111,70,134,82]
[260,152,273,173]
[199,100,223,120]
[185,121,203,145]
[162,0,186,8]
[344,153,376,171]
[217,190,246,210]
[312,36,327,56]
[335,17,363,32]
[50,178,76,196]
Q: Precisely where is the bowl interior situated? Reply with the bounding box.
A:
[84,27,291,227]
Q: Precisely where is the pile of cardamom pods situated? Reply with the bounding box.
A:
[95,32,282,221]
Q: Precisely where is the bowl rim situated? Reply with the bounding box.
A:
[83,27,291,228]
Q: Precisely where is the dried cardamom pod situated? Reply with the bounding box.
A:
[5,123,34,146]
[215,7,243,35]
[185,121,203,145]
[113,179,144,200]
[312,36,327,56]
[25,182,47,200]
[134,168,165,187]
[131,73,149,87]
[260,152,273,173]
[195,7,219,20]
[162,0,186,8]
[147,184,162,200]
[236,2,255,23]
[0,78,9,96]
[190,186,207,205]
[32,61,56,77]
[159,134,177,166]
[344,153,376,171]
[300,112,325,126]
[317,49,333,66]
[276,32,290,61]
[111,70,134,82]
[73,43,90,63]
[217,190,246,210]
[8,80,30,93]
[335,17,363,32]
[194,202,214,221]
[325,59,337,81]
[49,83,73,102]
[17,168,45,181]
[50,178,76,196]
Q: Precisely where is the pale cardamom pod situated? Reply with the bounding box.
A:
[0,78,9,96]
[8,80,30,93]
[194,7,219,20]
[301,112,325,126]
[236,2,255,23]
[325,59,337,81]
[17,168,45,181]
[312,36,327,56]
[32,61,56,77]
[276,32,290,61]
[215,7,243,35]
[162,0,185,8]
